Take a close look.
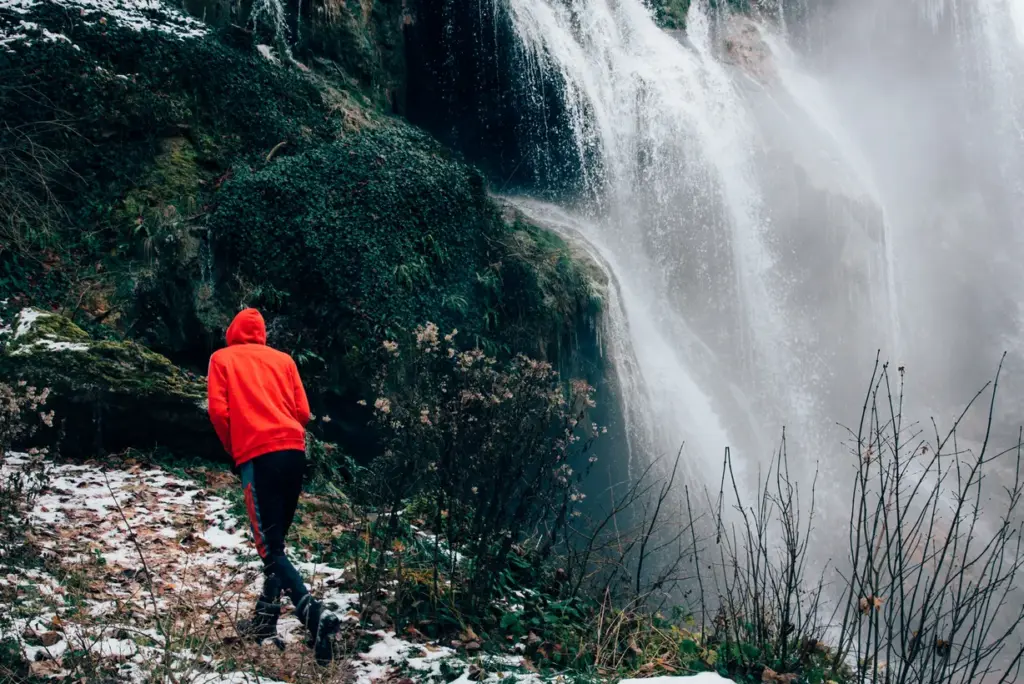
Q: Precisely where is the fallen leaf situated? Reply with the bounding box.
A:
[29,659,63,677]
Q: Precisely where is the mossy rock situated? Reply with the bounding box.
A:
[0,307,220,460]
[122,136,202,226]
[650,0,752,30]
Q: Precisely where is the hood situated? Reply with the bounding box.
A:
[226,308,267,346]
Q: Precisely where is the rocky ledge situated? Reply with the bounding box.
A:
[0,306,220,460]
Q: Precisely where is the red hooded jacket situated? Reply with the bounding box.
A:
[207,309,311,467]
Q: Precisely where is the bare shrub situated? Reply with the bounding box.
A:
[702,357,1024,683]
[831,358,1024,683]
[355,321,604,608]
[0,381,54,558]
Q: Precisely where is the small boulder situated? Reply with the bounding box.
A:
[721,15,776,84]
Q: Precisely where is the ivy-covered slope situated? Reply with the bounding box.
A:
[0,0,604,459]
[209,126,603,396]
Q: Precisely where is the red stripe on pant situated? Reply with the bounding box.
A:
[244,482,268,559]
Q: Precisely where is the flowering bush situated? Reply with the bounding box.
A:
[0,381,53,458]
[360,322,604,604]
[0,381,53,560]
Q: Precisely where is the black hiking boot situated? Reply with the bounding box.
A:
[297,595,341,667]
[236,599,281,643]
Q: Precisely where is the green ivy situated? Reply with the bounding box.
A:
[208,125,597,395]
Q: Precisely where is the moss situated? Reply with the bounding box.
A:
[209,122,601,378]
[15,313,92,347]
[648,0,751,30]
[122,137,201,224]
[181,0,410,107]
[0,8,356,359]
[653,0,691,29]
[504,222,605,324]
[20,338,206,400]
[1,309,204,400]
[207,124,500,394]
[301,0,409,107]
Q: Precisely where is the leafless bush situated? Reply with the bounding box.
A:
[0,381,54,558]
[831,358,1024,683]
[0,381,53,458]
[552,448,701,609]
[699,357,1024,682]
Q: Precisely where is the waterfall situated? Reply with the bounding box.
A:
[420,0,1024,672]
[497,0,905,517]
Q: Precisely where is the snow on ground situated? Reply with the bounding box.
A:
[1,453,356,680]
[618,676,735,684]
[0,453,569,682]
[351,631,557,684]
[0,0,207,54]
[0,17,77,49]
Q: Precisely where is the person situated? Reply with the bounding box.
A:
[207,308,339,665]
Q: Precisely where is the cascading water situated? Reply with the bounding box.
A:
[412,0,1024,672]
[460,0,1024,592]
[506,197,742,486]
[794,0,1024,446]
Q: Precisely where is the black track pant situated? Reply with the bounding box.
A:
[239,450,309,606]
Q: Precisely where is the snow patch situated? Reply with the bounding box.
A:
[618,675,737,684]
[0,0,208,46]
[192,673,289,684]
[5,308,90,354]
[14,307,44,338]
[0,455,271,680]
[0,29,28,50]
[353,632,553,684]
[0,20,79,53]
[10,339,90,354]
[1,454,562,682]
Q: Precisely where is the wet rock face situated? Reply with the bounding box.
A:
[0,308,221,461]
[721,15,776,83]
[182,0,409,107]
[402,0,588,198]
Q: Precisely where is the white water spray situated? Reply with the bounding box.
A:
[490,0,1024,573]
[501,0,909,514]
